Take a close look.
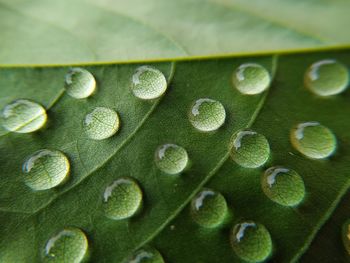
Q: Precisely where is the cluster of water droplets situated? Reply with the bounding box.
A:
[185,60,344,261]
[1,58,348,261]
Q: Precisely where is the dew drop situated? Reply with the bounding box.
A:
[65,68,96,99]
[232,63,271,95]
[131,66,167,100]
[124,247,164,263]
[261,166,305,206]
[342,220,350,255]
[43,227,88,263]
[83,107,120,140]
[155,144,188,175]
[188,98,226,132]
[1,99,47,133]
[103,177,142,220]
[23,149,70,191]
[290,122,336,159]
[230,130,270,168]
[231,221,272,263]
[304,59,349,96]
[190,188,228,228]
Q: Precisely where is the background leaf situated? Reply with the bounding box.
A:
[0,0,350,65]
[1,49,350,262]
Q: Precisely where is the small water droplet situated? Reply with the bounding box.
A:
[65,68,96,99]
[342,220,350,255]
[304,59,349,96]
[103,177,142,220]
[290,122,336,159]
[188,98,226,132]
[23,149,70,191]
[191,188,228,228]
[131,66,167,100]
[230,130,270,168]
[43,227,88,263]
[232,63,271,95]
[261,166,305,206]
[124,247,164,263]
[231,221,272,262]
[83,107,120,140]
[1,99,47,133]
[155,144,188,175]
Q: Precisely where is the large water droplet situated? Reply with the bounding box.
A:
[342,220,350,255]
[124,247,164,263]
[83,107,120,140]
[155,144,188,175]
[131,66,167,100]
[232,63,271,95]
[290,122,336,159]
[261,166,305,207]
[304,60,349,96]
[43,227,88,263]
[190,188,228,228]
[65,68,96,99]
[231,221,272,263]
[188,98,226,132]
[23,149,70,191]
[1,99,47,133]
[103,177,142,220]
[230,130,270,168]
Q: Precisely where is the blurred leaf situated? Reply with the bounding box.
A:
[0,0,350,65]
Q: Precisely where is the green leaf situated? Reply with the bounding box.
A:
[1,0,350,65]
[1,50,350,262]
[302,187,350,262]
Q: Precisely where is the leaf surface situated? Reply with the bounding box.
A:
[0,50,350,262]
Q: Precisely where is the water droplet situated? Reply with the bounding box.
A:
[124,247,164,263]
[83,107,120,140]
[23,149,70,191]
[65,68,96,99]
[261,166,305,206]
[131,66,167,100]
[304,60,349,96]
[43,227,88,263]
[190,188,228,228]
[232,63,271,95]
[188,98,226,132]
[155,144,188,175]
[1,99,47,133]
[230,130,270,168]
[231,221,272,263]
[342,220,350,255]
[103,177,142,220]
[290,122,336,159]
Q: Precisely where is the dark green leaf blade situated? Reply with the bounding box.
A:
[152,51,350,263]
[0,50,350,263]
